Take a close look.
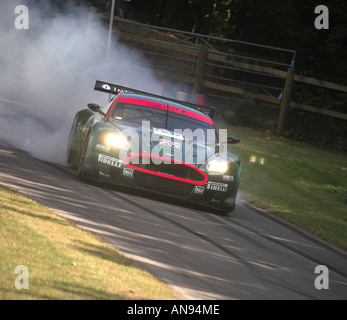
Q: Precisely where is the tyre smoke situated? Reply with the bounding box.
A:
[0,0,161,163]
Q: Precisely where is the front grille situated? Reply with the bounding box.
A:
[126,154,206,183]
[137,160,189,178]
[134,171,193,197]
[126,154,206,196]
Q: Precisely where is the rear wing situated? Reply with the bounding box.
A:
[93,79,215,119]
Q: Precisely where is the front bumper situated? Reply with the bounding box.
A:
[83,148,239,211]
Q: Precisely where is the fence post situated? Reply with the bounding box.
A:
[277,67,294,135]
[86,7,97,37]
[192,46,208,100]
[106,0,116,64]
[88,6,97,25]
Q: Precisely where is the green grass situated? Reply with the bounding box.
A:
[0,184,178,300]
[1,126,346,299]
[224,124,347,249]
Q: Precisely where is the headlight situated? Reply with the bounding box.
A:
[205,158,229,174]
[103,133,129,150]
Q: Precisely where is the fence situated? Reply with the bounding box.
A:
[94,9,347,134]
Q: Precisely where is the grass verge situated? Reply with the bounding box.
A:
[225,124,347,250]
[0,184,178,300]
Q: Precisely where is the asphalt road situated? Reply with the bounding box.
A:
[1,144,347,299]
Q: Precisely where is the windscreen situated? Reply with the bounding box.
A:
[112,102,166,127]
[110,102,217,143]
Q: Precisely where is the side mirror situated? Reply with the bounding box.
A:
[88,103,106,117]
[88,103,101,112]
[227,136,240,144]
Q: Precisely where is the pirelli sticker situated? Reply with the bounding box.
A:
[98,154,123,168]
[206,181,228,192]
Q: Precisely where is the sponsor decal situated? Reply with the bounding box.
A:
[153,127,184,141]
[99,171,110,178]
[206,181,228,192]
[159,138,181,149]
[98,154,123,168]
[222,175,234,182]
[194,186,205,194]
[95,144,111,152]
[123,168,133,177]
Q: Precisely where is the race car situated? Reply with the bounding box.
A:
[67,80,241,212]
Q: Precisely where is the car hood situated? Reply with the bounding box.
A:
[113,121,218,166]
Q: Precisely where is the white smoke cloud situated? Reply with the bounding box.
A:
[0,0,161,163]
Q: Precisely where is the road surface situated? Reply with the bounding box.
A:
[1,144,346,299]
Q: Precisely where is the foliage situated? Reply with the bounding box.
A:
[286,109,347,151]
[66,0,347,148]
[110,0,347,84]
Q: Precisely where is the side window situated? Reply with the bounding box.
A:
[101,96,116,113]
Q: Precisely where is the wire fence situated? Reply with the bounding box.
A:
[94,10,347,133]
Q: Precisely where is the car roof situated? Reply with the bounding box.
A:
[119,92,213,124]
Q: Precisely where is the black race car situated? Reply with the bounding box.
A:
[67,80,241,212]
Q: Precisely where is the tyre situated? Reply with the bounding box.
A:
[66,114,79,167]
[77,133,90,179]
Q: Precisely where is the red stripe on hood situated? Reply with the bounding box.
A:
[119,97,213,124]
[119,97,167,110]
[125,154,208,185]
[168,105,213,124]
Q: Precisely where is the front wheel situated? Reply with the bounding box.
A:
[66,114,79,167]
[77,134,90,179]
